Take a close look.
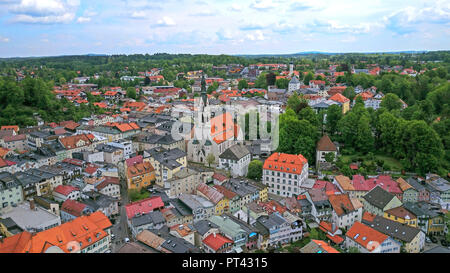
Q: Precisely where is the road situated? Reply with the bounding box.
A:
[110,177,133,253]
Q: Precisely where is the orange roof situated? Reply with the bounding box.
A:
[202,233,233,251]
[127,162,154,178]
[356,91,374,101]
[0,231,33,253]
[346,221,388,251]
[334,175,355,191]
[0,126,19,133]
[329,93,350,103]
[263,153,308,175]
[0,212,112,253]
[311,239,340,253]
[328,194,355,216]
[59,134,93,150]
[0,147,10,158]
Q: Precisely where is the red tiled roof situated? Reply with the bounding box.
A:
[329,93,350,103]
[346,221,388,251]
[328,194,355,216]
[61,199,87,217]
[212,173,228,182]
[125,196,164,219]
[54,185,79,196]
[263,153,308,175]
[202,233,233,251]
[213,185,237,200]
[126,155,143,167]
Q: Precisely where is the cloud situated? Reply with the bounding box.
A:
[10,0,79,24]
[216,28,235,40]
[190,9,215,16]
[240,21,267,31]
[383,2,450,35]
[129,11,148,19]
[249,0,278,11]
[0,36,10,42]
[77,17,91,23]
[288,1,314,11]
[246,30,265,41]
[156,16,176,27]
[229,4,242,11]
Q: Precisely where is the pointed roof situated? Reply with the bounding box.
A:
[316,135,337,151]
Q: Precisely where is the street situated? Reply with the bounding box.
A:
[110,177,133,253]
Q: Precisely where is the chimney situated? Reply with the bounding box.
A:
[213,232,216,238]
[29,200,36,211]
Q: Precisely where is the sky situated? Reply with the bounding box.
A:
[0,0,449,57]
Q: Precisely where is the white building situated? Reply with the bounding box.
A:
[262,153,309,197]
[218,144,251,177]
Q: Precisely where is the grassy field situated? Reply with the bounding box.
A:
[340,154,403,172]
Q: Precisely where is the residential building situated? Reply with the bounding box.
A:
[218,144,251,177]
[362,212,425,253]
[0,200,61,232]
[0,172,23,208]
[362,186,402,216]
[329,194,363,230]
[345,221,401,253]
[316,135,337,168]
[196,183,228,215]
[384,206,418,227]
[262,152,309,197]
[0,211,112,253]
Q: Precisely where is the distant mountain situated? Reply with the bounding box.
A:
[235,50,430,58]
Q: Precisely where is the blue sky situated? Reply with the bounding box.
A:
[0,0,449,57]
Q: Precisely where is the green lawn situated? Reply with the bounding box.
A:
[340,154,403,172]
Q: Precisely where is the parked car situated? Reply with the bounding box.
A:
[441,240,449,247]
[124,237,130,243]
[426,237,431,243]
[111,234,115,240]
[431,237,438,243]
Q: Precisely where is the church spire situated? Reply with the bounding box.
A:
[201,72,207,106]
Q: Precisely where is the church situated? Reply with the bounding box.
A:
[187,74,243,164]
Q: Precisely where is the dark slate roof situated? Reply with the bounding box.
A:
[256,213,287,231]
[193,220,219,236]
[150,226,200,253]
[406,177,426,191]
[219,144,250,160]
[362,215,422,243]
[131,210,166,227]
[403,201,442,218]
[362,186,396,209]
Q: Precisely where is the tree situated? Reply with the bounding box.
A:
[303,72,314,85]
[144,76,151,85]
[324,152,335,163]
[325,104,343,136]
[206,153,215,167]
[238,79,248,90]
[380,93,403,111]
[126,87,137,99]
[343,86,356,101]
[275,78,289,89]
[266,72,276,86]
[247,160,263,181]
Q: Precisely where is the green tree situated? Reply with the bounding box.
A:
[238,79,248,90]
[325,104,343,136]
[380,93,403,111]
[126,87,137,99]
[247,160,263,181]
[206,153,215,167]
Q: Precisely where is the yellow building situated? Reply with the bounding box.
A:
[384,206,418,227]
[126,161,155,191]
[329,93,351,114]
[197,183,230,215]
[144,147,187,187]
